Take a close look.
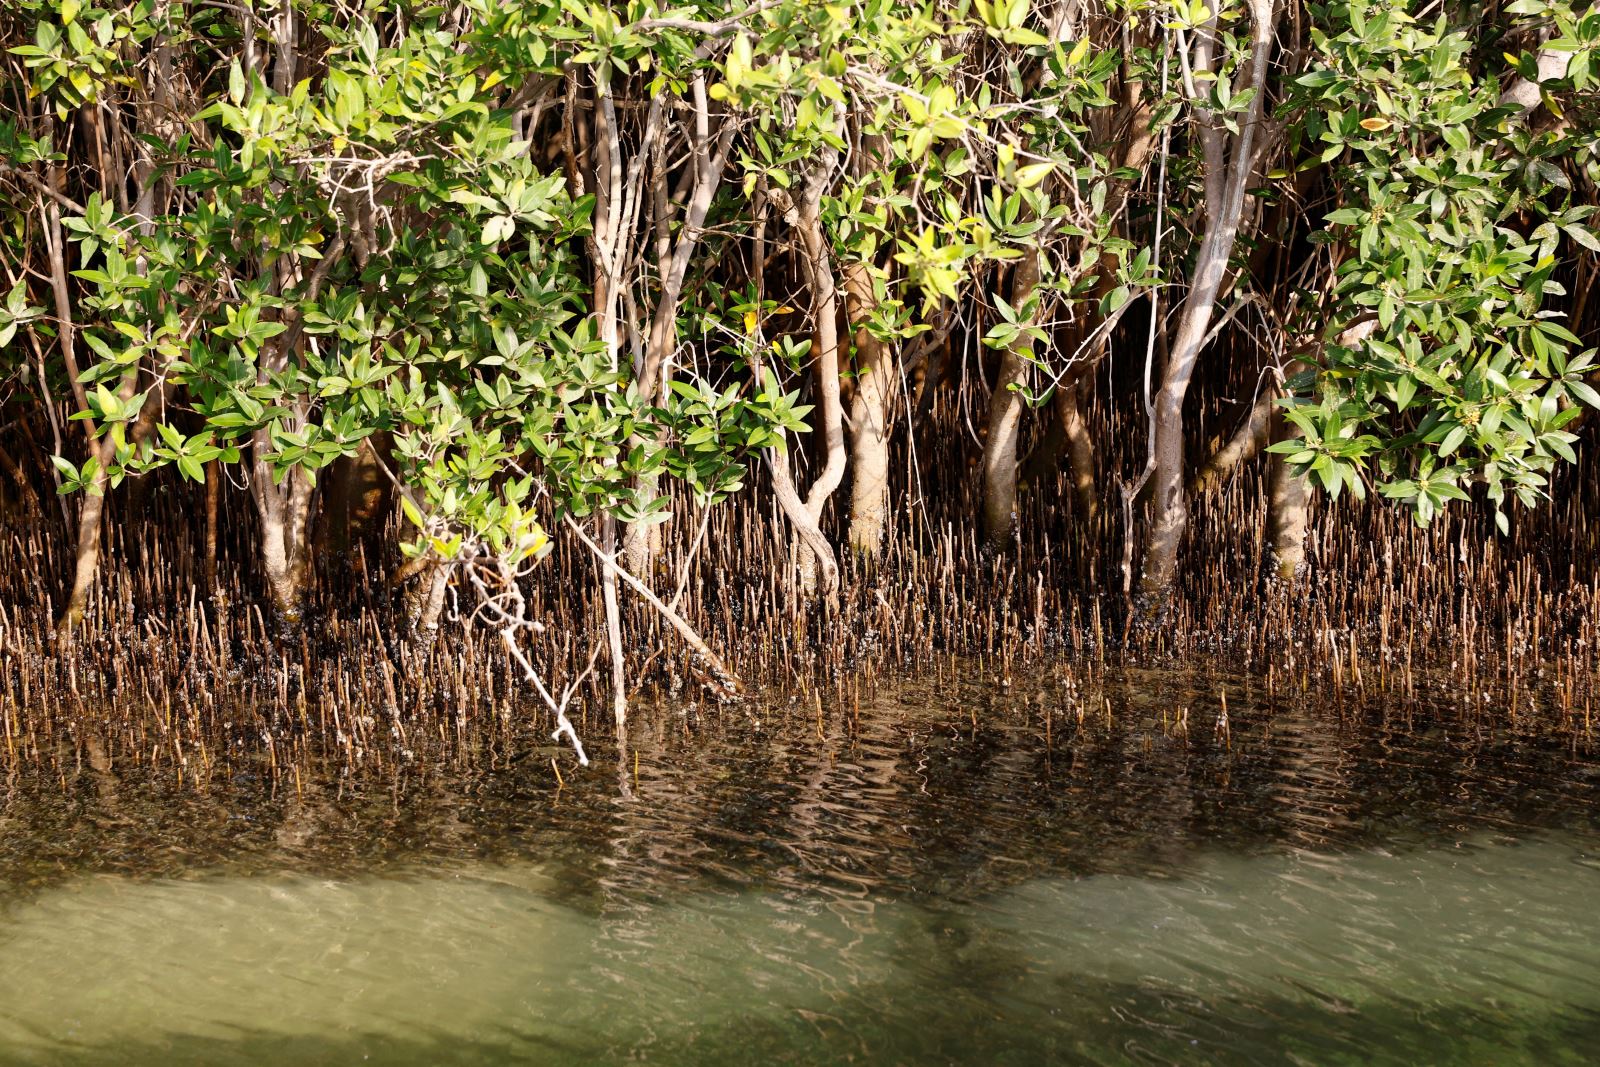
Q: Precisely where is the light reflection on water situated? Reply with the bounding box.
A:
[0,666,1597,1065]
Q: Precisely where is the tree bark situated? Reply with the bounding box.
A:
[623,77,735,574]
[1059,378,1098,522]
[1136,0,1275,606]
[0,443,40,515]
[794,188,847,532]
[843,260,896,558]
[766,144,847,594]
[204,460,220,593]
[62,436,118,629]
[982,250,1041,549]
[250,435,315,626]
[1266,423,1309,582]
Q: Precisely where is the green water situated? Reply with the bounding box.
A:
[1,668,1598,1064]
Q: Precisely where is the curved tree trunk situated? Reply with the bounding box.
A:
[62,14,178,629]
[771,148,848,595]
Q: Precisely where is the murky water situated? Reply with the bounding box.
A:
[1,666,1598,1065]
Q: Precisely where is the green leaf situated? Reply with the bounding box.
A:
[1439,424,1468,457]
[1567,379,1600,409]
[1563,225,1600,253]
[400,495,426,530]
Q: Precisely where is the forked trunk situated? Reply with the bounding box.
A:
[1136,0,1275,609]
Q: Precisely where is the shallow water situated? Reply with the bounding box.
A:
[1,666,1598,1065]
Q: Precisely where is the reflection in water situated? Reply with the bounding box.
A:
[0,666,1597,1064]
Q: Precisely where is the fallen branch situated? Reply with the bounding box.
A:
[563,514,743,698]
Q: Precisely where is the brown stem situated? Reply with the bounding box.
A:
[1059,378,1098,522]
[843,259,896,558]
[1137,0,1276,605]
[982,250,1042,549]
[204,460,220,593]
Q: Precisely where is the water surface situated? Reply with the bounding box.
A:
[1,666,1597,1064]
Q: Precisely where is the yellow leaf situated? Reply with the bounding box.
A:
[1015,161,1054,189]
[1359,117,1390,131]
[744,311,759,335]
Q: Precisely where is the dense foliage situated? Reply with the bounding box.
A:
[2,0,1598,726]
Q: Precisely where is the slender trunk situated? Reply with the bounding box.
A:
[1017,61,1156,496]
[250,419,317,625]
[624,76,734,575]
[1060,379,1098,522]
[1266,359,1312,583]
[795,191,847,526]
[400,558,435,629]
[843,261,896,558]
[621,473,665,576]
[43,179,106,631]
[749,184,839,594]
[204,460,220,593]
[57,24,172,628]
[416,559,453,636]
[601,515,627,733]
[565,515,741,698]
[585,82,629,726]
[1263,315,1370,580]
[1137,0,1275,605]
[1266,429,1309,582]
[767,448,839,593]
[250,185,342,627]
[250,438,312,625]
[773,148,848,594]
[62,434,119,629]
[982,250,1041,549]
